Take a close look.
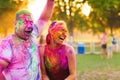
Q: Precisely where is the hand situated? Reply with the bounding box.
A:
[49,0,54,2]
[42,75,49,80]
[47,0,54,4]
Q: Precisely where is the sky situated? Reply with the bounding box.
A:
[27,0,47,23]
[27,0,91,21]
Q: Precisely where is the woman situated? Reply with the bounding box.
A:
[107,34,113,59]
[100,32,107,58]
[40,21,76,80]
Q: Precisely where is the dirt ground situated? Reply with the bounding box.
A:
[77,70,120,80]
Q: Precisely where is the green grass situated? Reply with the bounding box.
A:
[76,53,120,80]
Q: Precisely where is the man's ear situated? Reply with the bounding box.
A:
[14,20,17,25]
[14,20,17,28]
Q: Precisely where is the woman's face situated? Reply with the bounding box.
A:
[51,24,67,45]
[15,14,33,40]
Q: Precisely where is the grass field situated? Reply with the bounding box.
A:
[76,53,120,80]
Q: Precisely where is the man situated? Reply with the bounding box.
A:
[0,0,54,80]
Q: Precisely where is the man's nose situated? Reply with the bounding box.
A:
[26,22,33,30]
[25,21,33,28]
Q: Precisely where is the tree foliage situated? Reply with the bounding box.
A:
[0,0,120,37]
[88,0,120,33]
[51,0,120,35]
[0,0,28,37]
[51,0,88,36]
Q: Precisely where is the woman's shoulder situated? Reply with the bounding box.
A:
[63,43,75,54]
[63,43,74,49]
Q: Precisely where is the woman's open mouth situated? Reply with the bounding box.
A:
[59,36,66,41]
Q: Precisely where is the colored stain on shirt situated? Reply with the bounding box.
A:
[0,34,40,80]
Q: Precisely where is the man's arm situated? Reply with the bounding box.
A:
[0,60,9,80]
[36,0,54,36]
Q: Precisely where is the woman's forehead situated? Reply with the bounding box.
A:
[56,24,67,30]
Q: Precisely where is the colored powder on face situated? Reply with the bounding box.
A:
[27,16,31,20]
[18,19,23,25]
[16,14,33,30]
[16,19,23,31]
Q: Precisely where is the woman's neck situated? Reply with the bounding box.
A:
[48,43,62,50]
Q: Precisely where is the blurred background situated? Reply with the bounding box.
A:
[0,0,120,39]
[0,0,120,53]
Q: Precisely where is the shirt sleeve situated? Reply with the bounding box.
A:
[0,40,12,62]
[32,24,39,38]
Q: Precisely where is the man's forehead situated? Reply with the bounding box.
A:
[18,14,32,20]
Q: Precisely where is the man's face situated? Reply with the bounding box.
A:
[15,14,33,40]
[51,24,67,45]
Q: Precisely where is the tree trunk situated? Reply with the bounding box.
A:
[110,26,113,34]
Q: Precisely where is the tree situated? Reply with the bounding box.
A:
[51,0,120,35]
[0,0,28,37]
[88,0,120,34]
[51,0,88,37]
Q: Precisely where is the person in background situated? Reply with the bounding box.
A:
[112,34,117,52]
[0,0,54,80]
[100,32,107,58]
[107,34,113,59]
[40,20,76,80]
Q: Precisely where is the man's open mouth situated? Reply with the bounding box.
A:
[24,28,33,36]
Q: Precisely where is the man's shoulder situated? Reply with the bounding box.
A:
[0,35,13,45]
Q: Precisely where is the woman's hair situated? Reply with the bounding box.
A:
[46,20,67,44]
[46,21,56,44]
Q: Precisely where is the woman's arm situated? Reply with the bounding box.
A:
[39,46,49,80]
[65,46,76,80]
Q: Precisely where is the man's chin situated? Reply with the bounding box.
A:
[24,36,30,40]
[21,35,31,40]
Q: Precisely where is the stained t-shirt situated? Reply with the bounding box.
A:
[44,44,69,80]
[0,25,40,80]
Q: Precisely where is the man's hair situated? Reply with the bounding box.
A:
[15,9,31,20]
